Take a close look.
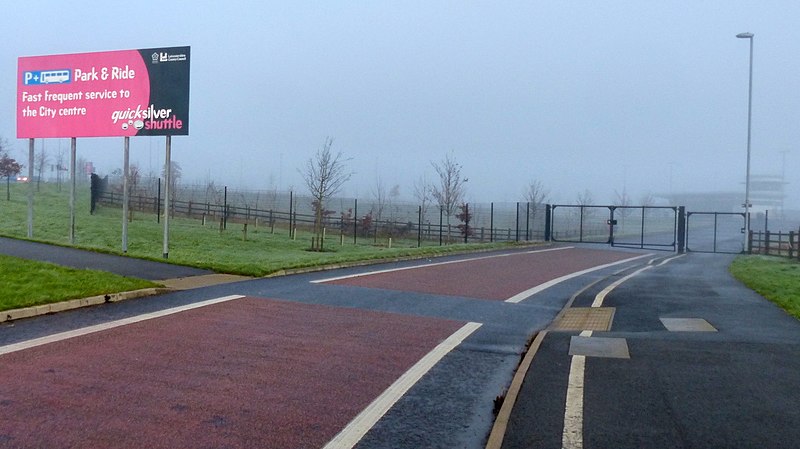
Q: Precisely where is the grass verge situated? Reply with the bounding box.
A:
[0,254,159,312]
[729,255,800,320]
[0,183,529,276]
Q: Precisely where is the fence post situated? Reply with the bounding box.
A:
[526,202,530,241]
[544,204,552,242]
[223,186,228,230]
[417,205,422,248]
[676,206,686,253]
[765,230,771,255]
[439,206,443,246]
[789,231,795,259]
[490,202,494,243]
[353,198,358,245]
[515,202,520,242]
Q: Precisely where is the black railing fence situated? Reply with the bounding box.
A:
[98,177,548,247]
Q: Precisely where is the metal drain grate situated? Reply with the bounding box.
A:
[551,307,615,332]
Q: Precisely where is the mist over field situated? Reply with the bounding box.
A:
[2,2,798,217]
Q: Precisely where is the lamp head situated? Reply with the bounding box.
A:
[736,32,754,39]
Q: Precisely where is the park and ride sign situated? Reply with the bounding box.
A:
[17,46,190,138]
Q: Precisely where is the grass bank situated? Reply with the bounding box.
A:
[729,255,800,320]
[0,254,159,311]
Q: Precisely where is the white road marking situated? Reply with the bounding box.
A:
[0,295,246,356]
[591,253,685,308]
[563,329,592,449]
[311,246,572,284]
[505,253,652,303]
[322,321,482,449]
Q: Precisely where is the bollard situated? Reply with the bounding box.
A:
[243,223,248,241]
[388,237,392,248]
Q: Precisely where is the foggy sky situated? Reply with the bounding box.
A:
[2,1,799,208]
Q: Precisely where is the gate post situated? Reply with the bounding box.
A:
[677,206,686,253]
[544,204,552,242]
[608,207,615,245]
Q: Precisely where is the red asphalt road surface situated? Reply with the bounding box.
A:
[326,247,639,300]
[0,297,464,449]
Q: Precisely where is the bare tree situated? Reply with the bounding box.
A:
[34,143,48,191]
[55,147,67,191]
[413,174,432,220]
[300,137,352,249]
[576,189,594,206]
[640,192,656,207]
[613,188,632,230]
[576,189,596,219]
[126,164,141,221]
[431,152,468,241]
[524,180,550,231]
[371,177,387,224]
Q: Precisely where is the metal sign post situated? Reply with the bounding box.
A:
[69,137,76,244]
[163,135,171,259]
[122,136,130,253]
[27,138,34,238]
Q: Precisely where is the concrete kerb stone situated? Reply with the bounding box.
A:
[1,288,173,324]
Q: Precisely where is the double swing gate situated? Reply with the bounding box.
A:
[547,205,747,254]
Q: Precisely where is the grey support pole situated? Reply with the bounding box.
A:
[27,138,34,238]
[122,136,130,253]
[163,136,171,258]
[69,137,76,244]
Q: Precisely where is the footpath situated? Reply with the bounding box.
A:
[492,252,800,449]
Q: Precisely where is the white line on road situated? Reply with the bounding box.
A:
[0,295,246,356]
[323,321,482,449]
[311,246,573,284]
[505,253,652,303]
[562,330,592,449]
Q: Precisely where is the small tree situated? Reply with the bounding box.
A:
[0,143,22,201]
[524,180,550,234]
[300,137,352,250]
[456,203,474,241]
[431,152,467,243]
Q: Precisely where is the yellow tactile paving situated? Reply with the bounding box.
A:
[551,307,615,332]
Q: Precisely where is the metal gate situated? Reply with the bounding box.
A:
[548,205,678,251]
[685,212,746,254]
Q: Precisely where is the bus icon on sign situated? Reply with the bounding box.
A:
[23,70,71,85]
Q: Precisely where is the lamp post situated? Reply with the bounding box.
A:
[737,32,754,252]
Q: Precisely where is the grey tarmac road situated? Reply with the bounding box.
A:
[0,239,653,448]
[500,252,800,449]
[3,237,796,448]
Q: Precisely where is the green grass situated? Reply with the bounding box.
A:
[0,183,524,278]
[730,255,800,320]
[0,253,159,311]
[0,183,524,309]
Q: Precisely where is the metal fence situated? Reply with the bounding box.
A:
[98,176,548,247]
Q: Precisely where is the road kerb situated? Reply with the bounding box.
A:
[485,330,548,449]
[0,288,172,323]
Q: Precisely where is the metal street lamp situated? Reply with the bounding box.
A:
[737,32,754,252]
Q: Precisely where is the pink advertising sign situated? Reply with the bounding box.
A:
[17,46,190,138]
